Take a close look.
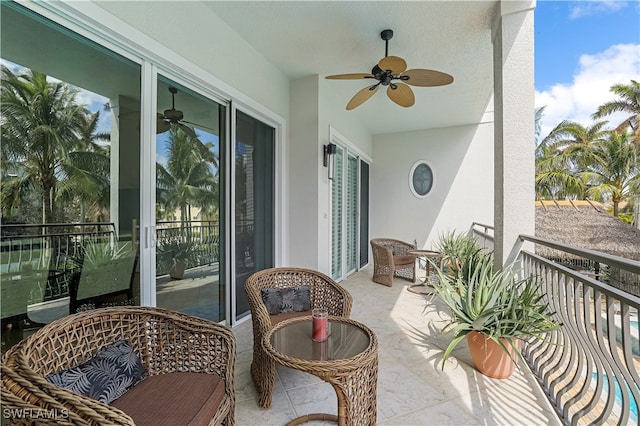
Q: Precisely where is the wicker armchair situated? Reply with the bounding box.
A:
[370,238,417,286]
[245,267,353,409]
[1,306,236,425]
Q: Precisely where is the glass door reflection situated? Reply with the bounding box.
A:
[155,77,226,322]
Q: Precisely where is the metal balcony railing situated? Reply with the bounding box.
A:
[471,223,640,425]
[1,223,116,301]
[155,220,220,275]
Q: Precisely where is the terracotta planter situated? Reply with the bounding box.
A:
[169,260,186,280]
[466,331,518,379]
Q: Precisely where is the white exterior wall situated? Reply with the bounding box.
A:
[288,76,372,273]
[288,77,321,269]
[371,117,494,251]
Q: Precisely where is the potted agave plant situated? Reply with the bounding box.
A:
[72,238,137,311]
[434,230,485,281]
[432,235,560,379]
[158,238,195,280]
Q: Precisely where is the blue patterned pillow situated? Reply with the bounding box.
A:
[261,285,312,315]
[46,340,146,404]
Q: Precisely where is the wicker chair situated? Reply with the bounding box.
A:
[370,238,417,286]
[245,267,353,409]
[1,306,236,425]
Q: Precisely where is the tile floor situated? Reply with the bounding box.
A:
[232,266,562,425]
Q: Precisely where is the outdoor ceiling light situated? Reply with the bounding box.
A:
[323,143,337,180]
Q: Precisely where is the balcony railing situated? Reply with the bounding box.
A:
[471,223,640,425]
[155,220,220,275]
[1,223,116,304]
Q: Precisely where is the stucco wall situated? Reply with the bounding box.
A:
[288,76,373,273]
[288,77,321,269]
[371,122,494,251]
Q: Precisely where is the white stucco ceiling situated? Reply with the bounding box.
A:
[205,1,498,135]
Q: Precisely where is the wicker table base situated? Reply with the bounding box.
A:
[264,316,378,426]
[407,284,433,295]
[286,413,339,425]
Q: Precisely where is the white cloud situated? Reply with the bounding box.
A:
[569,1,628,19]
[535,43,640,139]
[74,89,109,110]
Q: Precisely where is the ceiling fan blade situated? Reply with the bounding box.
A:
[182,119,218,134]
[157,114,171,134]
[387,83,415,108]
[346,85,379,110]
[178,122,197,139]
[326,73,375,80]
[378,56,407,74]
[401,69,454,87]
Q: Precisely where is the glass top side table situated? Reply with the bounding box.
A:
[264,316,378,426]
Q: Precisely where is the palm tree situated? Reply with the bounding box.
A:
[1,66,87,224]
[535,120,608,199]
[156,127,218,230]
[543,120,609,168]
[63,110,111,222]
[535,157,587,200]
[583,132,640,217]
[592,80,640,146]
[534,106,545,144]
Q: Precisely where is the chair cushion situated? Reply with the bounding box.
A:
[111,372,225,426]
[261,285,311,315]
[393,255,416,266]
[45,340,146,404]
[270,310,312,326]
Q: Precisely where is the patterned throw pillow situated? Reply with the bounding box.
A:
[261,285,312,315]
[46,340,147,404]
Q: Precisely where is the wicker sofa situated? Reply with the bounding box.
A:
[245,267,353,409]
[370,238,417,286]
[1,306,236,425]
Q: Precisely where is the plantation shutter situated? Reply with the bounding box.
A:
[331,146,344,280]
[346,154,358,273]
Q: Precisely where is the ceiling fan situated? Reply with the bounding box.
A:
[326,29,454,110]
[157,87,197,138]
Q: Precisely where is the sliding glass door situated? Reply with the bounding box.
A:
[154,76,226,322]
[331,145,368,281]
[233,110,275,321]
[359,160,370,268]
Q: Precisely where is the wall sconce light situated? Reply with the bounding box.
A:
[323,143,337,180]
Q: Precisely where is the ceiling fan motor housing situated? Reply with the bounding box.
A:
[164,108,184,122]
[325,28,453,109]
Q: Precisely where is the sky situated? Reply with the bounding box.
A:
[534,0,640,139]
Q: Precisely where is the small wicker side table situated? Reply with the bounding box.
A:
[263,316,378,426]
[407,249,443,295]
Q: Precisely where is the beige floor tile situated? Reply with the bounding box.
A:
[233,266,561,426]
